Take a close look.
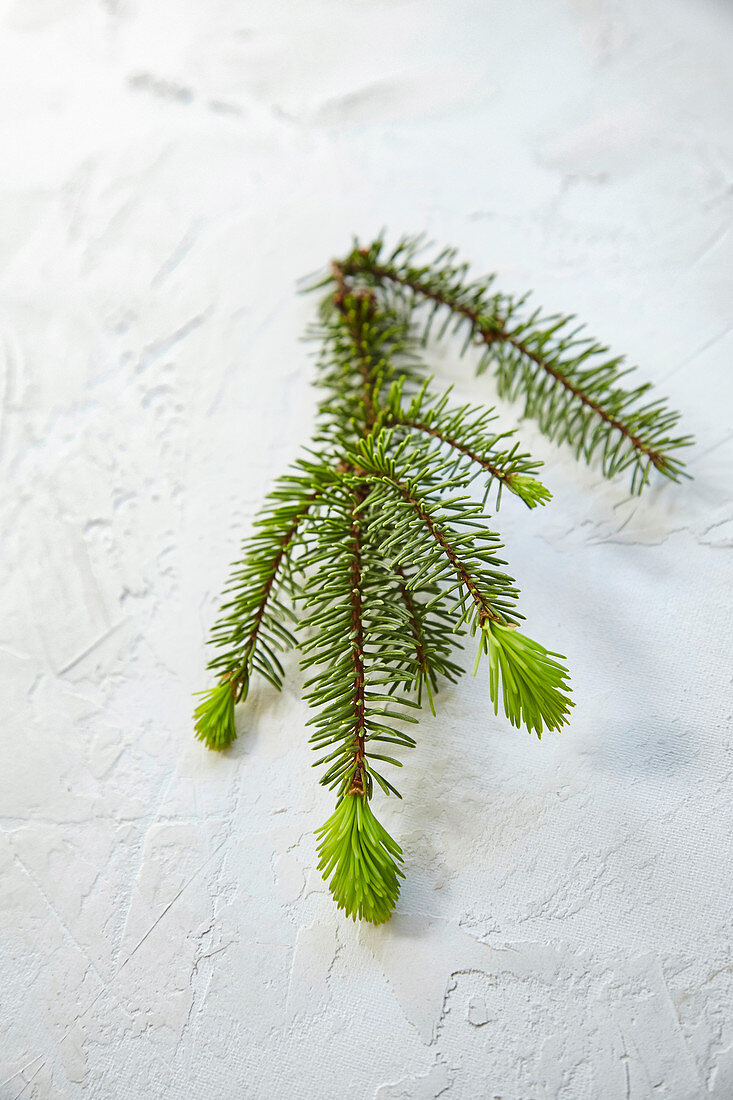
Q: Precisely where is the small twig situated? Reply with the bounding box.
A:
[226,498,316,696]
[385,413,513,488]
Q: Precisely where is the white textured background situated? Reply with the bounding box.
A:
[2,1,732,1097]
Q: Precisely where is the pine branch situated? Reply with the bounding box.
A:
[299,481,421,919]
[196,232,688,922]
[304,492,407,923]
[336,237,693,493]
[343,493,368,796]
[195,459,332,750]
[337,288,379,430]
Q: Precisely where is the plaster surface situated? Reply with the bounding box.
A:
[1,2,732,1097]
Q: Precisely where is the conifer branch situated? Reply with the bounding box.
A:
[196,461,333,749]
[329,298,463,709]
[393,413,514,491]
[299,479,420,919]
[354,438,573,737]
[195,232,690,921]
[351,432,520,625]
[299,480,420,801]
[345,495,368,796]
[381,378,551,508]
[310,286,419,452]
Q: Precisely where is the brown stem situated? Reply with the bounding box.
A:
[347,496,367,796]
[339,258,666,470]
[330,284,376,793]
[331,259,349,299]
[331,277,449,783]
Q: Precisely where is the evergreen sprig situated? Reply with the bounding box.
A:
[194,236,691,923]
[202,459,335,713]
[380,377,552,509]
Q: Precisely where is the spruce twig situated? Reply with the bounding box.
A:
[194,235,691,923]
